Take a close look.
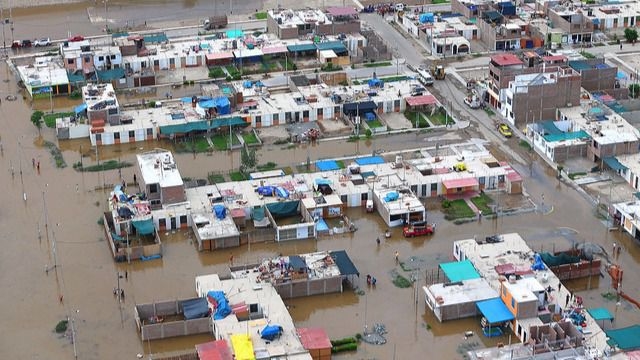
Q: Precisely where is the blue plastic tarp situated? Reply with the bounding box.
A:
[74,103,87,114]
[257,186,276,196]
[531,253,546,271]
[384,191,399,202]
[132,218,155,235]
[314,178,333,186]
[316,160,340,171]
[207,291,231,320]
[355,156,385,165]
[243,80,253,88]
[261,325,283,341]
[365,112,376,121]
[213,205,226,220]
[476,298,514,324]
[182,298,209,320]
[275,187,289,199]
[419,13,434,23]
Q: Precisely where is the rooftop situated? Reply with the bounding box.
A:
[136,149,184,188]
[424,278,498,307]
[185,185,241,241]
[82,83,119,110]
[16,56,69,87]
[268,9,331,28]
[194,274,312,360]
[491,53,523,67]
[558,105,640,145]
[502,277,545,303]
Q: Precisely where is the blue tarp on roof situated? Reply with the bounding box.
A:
[316,41,347,53]
[288,255,307,271]
[96,68,125,81]
[206,291,231,320]
[211,117,248,129]
[587,307,614,321]
[476,298,514,324]
[74,103,87,114]
[159,120,211,135]
[132,218,155,235]
[606,325,640,350]
[543,130,590,142]
[199,96,230,114]
[568,60,592,72]
[182,298,209,320]
[261,325,283,341]
[287,43,317,52]
[143,33,168,43]
[213,205,226,220]
[111,32,129,38]
[603,156,628,172]
[330,250,359,276]
[355,156,385,165]
[226,29,243,38]
[316,160,340,171]
[439,260,480,282]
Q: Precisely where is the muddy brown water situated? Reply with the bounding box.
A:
[2,6,640,360]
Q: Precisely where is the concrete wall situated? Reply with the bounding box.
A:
[440,301,480,321]
[135,299,212,341]
[275,276,342,299]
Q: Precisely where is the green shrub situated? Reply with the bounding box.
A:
[55,320,68,333]
[442,200,451,208]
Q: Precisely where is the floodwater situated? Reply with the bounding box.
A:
[2,5,640,360]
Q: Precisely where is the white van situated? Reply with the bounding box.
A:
[417,68,434,86]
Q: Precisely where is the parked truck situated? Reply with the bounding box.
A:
[203,16,228,30]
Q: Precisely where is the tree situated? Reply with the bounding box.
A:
[624,28,638,43]
[31,110,44,134]
[630,84,640,98]
[240,145,256,174]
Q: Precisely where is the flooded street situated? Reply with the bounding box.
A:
[2,3,640,360]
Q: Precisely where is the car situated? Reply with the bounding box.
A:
[68,35,85,42]
[402,221,435,238]
[497,123,513,138]
[34,38,51,47]
[11,39,32,49]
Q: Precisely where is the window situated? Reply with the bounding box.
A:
[95,133,101,141]
[141,62,147,68]
[98,56,104,61]
[511,298,515,308]
[256,115,261,123]
[361,193,368,201]
[114,132,120,140]
[180,215,187,225]
[169,58,175,66]
[273,113,279,122]
[129,130,135,138]
[393,99,400,108]
[479,177,486,185]
[303,110,309,118]
[421,184,427,195]
[108,108,118,115]
[334,106,340,115]
[149,184,158,194]
[317,108,323,116]
[111,55,116,60]
[430,183,437,191]
[84,56,91,63]
[154,60,160,67]
[285,112,292,121]
[67,59,74,65]
[498,175,505,183]
[146,128,153,136]
[507,97,512,105]
[509,111,513,118]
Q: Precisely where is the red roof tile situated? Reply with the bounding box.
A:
[491,53,523,66]
[405,95,438,107]
[297,328,332,350]
[442,178,479,188]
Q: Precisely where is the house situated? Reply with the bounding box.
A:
[502,67,581,127]
[194,273,313,359]
[16,56,71,98]
[267,8,359,40]
[568,58,627,99]
[136,149,186,209]
[545,4,594,45]
[585,3,640,31]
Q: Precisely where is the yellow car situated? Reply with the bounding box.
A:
[497,123,512,138]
